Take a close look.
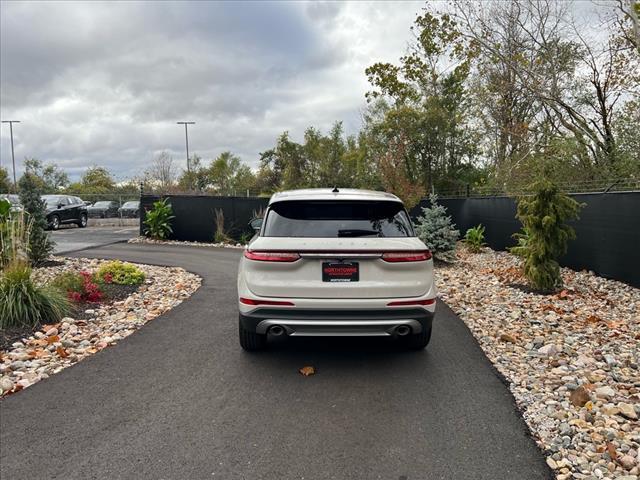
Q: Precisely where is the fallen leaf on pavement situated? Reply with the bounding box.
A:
[56,346,69,358]
[299,366,315,376]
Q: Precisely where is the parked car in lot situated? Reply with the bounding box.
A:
[42,195,88,230]
[87,200,119,218]
[0,194,23,213]
[118,200,139,218]
[237,188,437,351]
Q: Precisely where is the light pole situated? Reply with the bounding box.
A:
[176,121,195,174]
[1,120,20,188]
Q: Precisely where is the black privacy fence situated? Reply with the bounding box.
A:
[141,192,639,287]
[140,194,269,242]
[411,192,639,288]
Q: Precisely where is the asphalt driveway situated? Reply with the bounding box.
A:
[0,244,551,479]
[49,225,139,254]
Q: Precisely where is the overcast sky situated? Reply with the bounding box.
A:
[0,0,426,181]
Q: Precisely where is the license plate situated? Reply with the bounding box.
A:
[322,262,359,282]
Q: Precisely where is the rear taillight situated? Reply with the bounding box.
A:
[239,297,295,306]
[387,298,436,306]
[381,251,432,262]
[244,250,300,262]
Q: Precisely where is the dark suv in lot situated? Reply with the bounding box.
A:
[42,195,88,230]
[87,200,120,218]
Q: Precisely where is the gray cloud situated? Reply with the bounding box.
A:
[1,0,422,181]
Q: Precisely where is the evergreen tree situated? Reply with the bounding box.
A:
[512,179,583,293]
[18,173,54,266]
[415,194,459,260]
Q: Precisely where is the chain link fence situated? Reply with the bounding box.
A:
[434,178,640,199]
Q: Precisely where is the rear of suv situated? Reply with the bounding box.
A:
[237,188,437,351]
[42,195,88,230]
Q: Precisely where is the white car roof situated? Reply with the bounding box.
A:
[268,188,402,205]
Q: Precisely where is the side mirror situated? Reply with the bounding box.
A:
[58,203,64,209]
[249,217,263,232]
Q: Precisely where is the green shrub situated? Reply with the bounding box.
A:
[0,261,70,329]
[0,198,9,217]
[513,179,583,293]
[18,173,54,265]
[414,194,459,260]
[96,260,145,285]
[51,271,85,294]
[509,227,530,258]
[238,231,252,245]
[143,198,174,239]
[463,224,486,253]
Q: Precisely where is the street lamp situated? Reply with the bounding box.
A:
[1,120,20,188]
[176,121,195,174]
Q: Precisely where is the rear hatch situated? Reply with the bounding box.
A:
[243,200,433,299]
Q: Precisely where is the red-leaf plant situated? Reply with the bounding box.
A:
[66,271,104,303]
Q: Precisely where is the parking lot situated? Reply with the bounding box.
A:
[49,225,139,254]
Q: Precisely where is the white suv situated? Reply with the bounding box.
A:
[237,188,437,351]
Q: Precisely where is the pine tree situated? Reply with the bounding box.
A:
[415,194,459,260]
[18,173,54,266]
[513,178,583,293]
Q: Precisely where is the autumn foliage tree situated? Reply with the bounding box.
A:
[377,136,425,209]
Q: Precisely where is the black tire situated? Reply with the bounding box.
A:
[49,215,60,230]
[405,325,432,350]
[77,213,88,228]
[239,317,267,351]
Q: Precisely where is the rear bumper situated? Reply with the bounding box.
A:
[239,307,434,337]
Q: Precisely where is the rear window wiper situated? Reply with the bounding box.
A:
[337,229,381,237]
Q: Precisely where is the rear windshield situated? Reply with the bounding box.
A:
[263,200,414,238]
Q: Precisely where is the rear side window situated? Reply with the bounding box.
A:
[263,201,414,238]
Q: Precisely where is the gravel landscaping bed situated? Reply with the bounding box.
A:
[437,247,640,480]
[0,282,139,351]
[128,236,244,248]
[0,257,201,397]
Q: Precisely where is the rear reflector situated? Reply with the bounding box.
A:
[387,298,436,306]
[239,297,295,306]
[244,250,300,262]
[381,251,432,262]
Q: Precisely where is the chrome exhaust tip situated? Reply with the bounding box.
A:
[395,325,411,336]
[269,325,285,336]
